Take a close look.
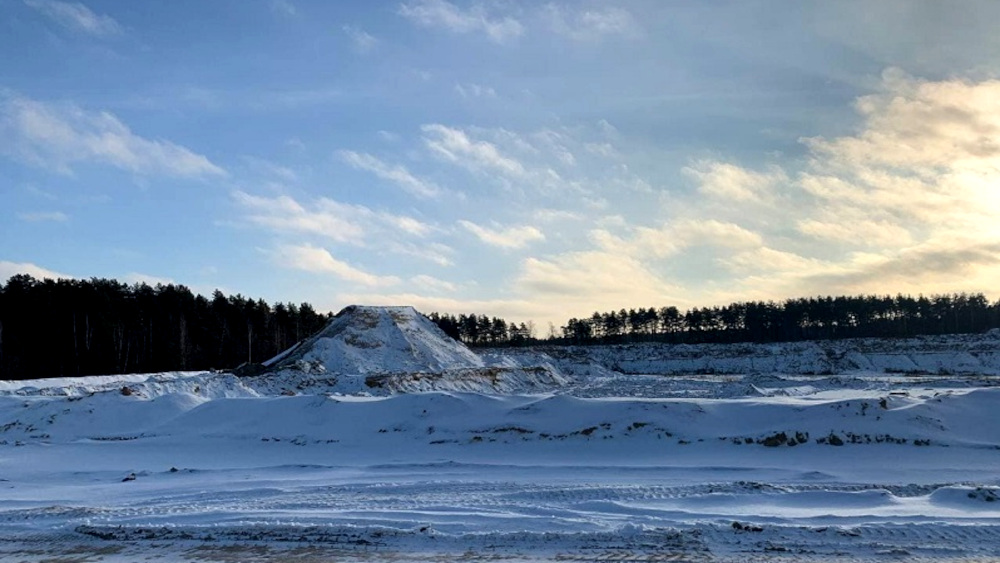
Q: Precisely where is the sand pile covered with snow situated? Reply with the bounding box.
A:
[266,305,486,375]
[259,305,569,395]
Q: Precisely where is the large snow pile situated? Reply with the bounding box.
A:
[258,305,569,395]
[266,305,486,375]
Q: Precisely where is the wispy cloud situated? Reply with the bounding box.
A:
[24,0,122,37]
[398,0,523,43]
[275,244,400,287]
[389,241,454,267]
[516,250,685,315]
[17,210,68,222]
[455,83,497,99]
[543,4,637,41]
[241,156,298,183]
[339,150,441,198]
[1,94,226,178]
[233,190,436,247]
[458,220,544,249]
[410,274,458,293]
[683,160,788,203]
[422,124,526,177]
[233,191,370,245]
[342,25,378,54]
[269,0,296,17]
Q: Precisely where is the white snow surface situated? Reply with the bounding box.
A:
[3,327,1000,561]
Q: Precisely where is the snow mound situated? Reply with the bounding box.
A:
[266,305,486,376]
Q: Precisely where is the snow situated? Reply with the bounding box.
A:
[2,314,1000,561]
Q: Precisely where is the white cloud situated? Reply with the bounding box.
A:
[0,260,70,281]
[684,160,788,203]
[591,219,764,259]
[343,25,378,54]
[410,274,458,293]
[269,0,296,17]
[234,191,368,244]
[241,156,298,182]
[532,208,582,223]
[455,83,497,99]
[422,124,526,177]
[339,150,441,198]
[516,250,686,316]
[24,0,122,36]
[275,244,400,287]
[389,241,455,267]
[1,94,226,178]
[544,4,637,41]
[233,190,435,245]
[415,122,643,200]
[458,220,544,249]
[17,211,68,222]
[377,130,401,143]
[398,0,523,43]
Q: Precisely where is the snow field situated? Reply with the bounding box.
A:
[3,318,1000,561]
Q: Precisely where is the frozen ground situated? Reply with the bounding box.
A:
[2,327,1000,561]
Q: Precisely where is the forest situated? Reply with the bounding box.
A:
[0,275,329,381]
[2,273,1000,380]
[554,293,1000,345]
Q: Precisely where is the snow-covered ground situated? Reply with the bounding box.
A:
[2,317,1000,561]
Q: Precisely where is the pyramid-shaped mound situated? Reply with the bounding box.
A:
[264,305,485,375]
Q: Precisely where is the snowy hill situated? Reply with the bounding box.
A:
[255,305,568,395]
[265,305,486,375]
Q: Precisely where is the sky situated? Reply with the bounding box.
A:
[3,0,1000,331]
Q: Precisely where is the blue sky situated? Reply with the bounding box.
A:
[4,0,1000,330]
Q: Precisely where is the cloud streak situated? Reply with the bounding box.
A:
[1,94,226,178]
[24,0,122,36]
[339,150,441,198]
[398,0,523,43]
[275,244,400,287]
[343,25,378,53]
[18,211,68,222]
[458,220,544,249]
[543,4,638,41]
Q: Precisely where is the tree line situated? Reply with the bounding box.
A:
[3,273,999,380]
[425,312,536,346]
[0,275,329,381]
[557,293,1000,345]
